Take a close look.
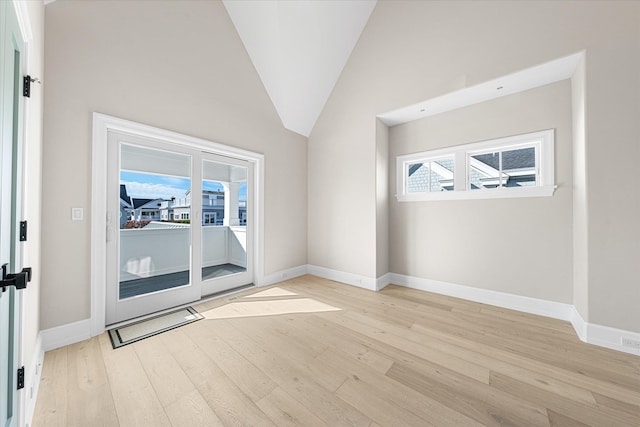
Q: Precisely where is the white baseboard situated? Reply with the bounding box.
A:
[389,273,575,321]
[307,264,377,291]
[569,306,588,341]
[41,318,92,352]
[580,314,640,356]
[304,265,389,291]
[45,269,640,359]
[260,264,309,287]
[24,332,44,427]
[376,273,392,291]
[389,272,640,356]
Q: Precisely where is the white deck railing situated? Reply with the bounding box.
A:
[119,225,246,281]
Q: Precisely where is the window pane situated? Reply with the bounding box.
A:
[469,152,501,189]
[502,147,536,187]
[201,159,248,282]
[407,162,429,193]
[407,157,454,193]
[431,158,454,191]
[119,144,192,299]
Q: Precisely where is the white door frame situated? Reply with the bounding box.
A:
[91,113,265,336]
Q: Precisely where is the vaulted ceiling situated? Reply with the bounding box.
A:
[223,0,377,137]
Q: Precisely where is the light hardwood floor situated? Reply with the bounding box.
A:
[33,275,640,426]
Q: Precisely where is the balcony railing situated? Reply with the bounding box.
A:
[119,224,247,283]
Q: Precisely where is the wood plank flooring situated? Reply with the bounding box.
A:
[32,275,640,427]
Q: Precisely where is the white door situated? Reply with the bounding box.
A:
[105,132,255,325]
[1,2,25,426]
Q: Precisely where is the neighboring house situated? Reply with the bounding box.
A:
[407,148,536,192]
[407,160,455,192]
[200,190,225,225]
[119,184,132,227]
[168,189,247,225]
[128,198,164,222]
[469,148,536,189]
[120,186,247,227]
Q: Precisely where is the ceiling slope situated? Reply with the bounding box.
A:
[223,0,376,137]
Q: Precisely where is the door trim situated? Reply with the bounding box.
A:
[91,113,265,336]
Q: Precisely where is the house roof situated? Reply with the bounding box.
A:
[143,221,190,230]
[131,198,162,209]
[120,184,131,205]
[473,147,535,171]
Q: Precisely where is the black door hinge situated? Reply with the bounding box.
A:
[23,76,31,98]
[17,366,24,390]
[20,221,27,242]
[23,75,40,98]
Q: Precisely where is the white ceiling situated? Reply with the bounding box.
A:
[223,0,377,137]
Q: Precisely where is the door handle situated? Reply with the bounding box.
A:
[1,263,32,293]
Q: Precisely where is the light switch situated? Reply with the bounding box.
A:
[71,207,83,221]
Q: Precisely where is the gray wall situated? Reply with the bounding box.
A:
[389,81,573,303]
[376,119,389,278]
[309,1,640,333]
[42,1,308,329]
[572,56,589,320]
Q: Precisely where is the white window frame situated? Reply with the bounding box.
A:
[203,212,216,224]
[396,129,555,202]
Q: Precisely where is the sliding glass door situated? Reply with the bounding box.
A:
[105,132,254,325]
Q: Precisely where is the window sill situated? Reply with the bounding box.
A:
[397,185,556,202]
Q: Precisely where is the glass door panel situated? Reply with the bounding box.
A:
[106,134,201,325]
[119,174,192,299]
[200,155,253,296]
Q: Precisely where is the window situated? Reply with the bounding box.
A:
[203,212,216,224]
[397,129,554,201]
[468,145,537,190]
[406,156,455,193]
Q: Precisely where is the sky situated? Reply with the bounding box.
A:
[121,172,246,201]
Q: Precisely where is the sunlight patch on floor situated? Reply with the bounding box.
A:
[243,287,299,299]
[201,297,341,320]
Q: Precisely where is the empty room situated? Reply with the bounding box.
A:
[0,0,639,426]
